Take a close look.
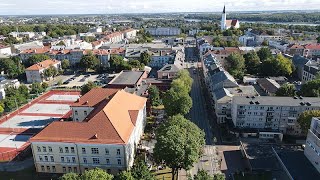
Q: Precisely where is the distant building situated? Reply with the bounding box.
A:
[0,78,20,100]
[256,78,281,96]
[108,70,148,89]
[123,29,137,39]
[302,60,320,83]
[157,61,183,79]
[89,27,103,33]
[25,59,61,83]
[0,44,12,56]
[305,117,320,173]
[292,55,310,81]
[145,27,181,36]
[30,88,147,175]
[221,6,240,30]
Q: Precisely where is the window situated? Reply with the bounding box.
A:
[52,166,56,172]
[59,147,63,153]
[39,156,43,161]
[73,167,77,173]
[82,148,86,154]
[46,166,50,172]
[72,157,76,163]
[44,156,48,162]
[48,146,52,152]
[116,149,120,155]
[68,167,72,173]
[50,156,54,162]
[106,158,110,164]
[117,159,121,165]
[61,157,65,162]
[65,147,69,153]
[91,148,99,154]
[92,157,100,164]
[105,148,109,155]
[41,165,45,172]
[67,157,70,163]
[75,110,78,115]
[71,147,75,153]
[43,146,47,152]
[37,146,41,152]
[83,157,87,164]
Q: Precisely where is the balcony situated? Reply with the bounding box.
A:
[311,128,320,140]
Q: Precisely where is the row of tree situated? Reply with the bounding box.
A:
[225,48,294,79]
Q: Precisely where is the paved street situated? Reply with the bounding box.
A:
[188,68,213,145]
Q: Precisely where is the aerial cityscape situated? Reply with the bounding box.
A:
[0,0,319,180]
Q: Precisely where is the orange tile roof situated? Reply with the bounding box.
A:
[72,88,120,107]
[305,44,320,50]
[26,59,60,71]
[92,40,103,47]
[21,47,50,54]
[30,89,147,144]
[226,19,239,27]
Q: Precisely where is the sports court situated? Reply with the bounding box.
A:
[0,90,80,161]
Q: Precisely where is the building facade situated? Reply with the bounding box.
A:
[25,59,61,83]
[305,117,320,173]
[30,89,147,175]
[145,27,181,36]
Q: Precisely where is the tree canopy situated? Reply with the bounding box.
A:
[276,83,296,97]
[81,81,97,95]
[25,54,50,67]
[30,82,44,94]
[299,79,320,97]
[225,52,246,79]
[193,170,225,180]
[148,85,162,107]
[154,114,205,180]
[0,57,25,78]
[297,110,320,134]
[0,84,30,112]
[80,53,100,71]
[163,86,192,116]
[244,51,260,75]
[60,168,113,180]
[61,59,70,69]
[131,160,155,180]
[140,51,151,65]
[115,171,135,180]
[260,54,294,77]
[257,47,273,62]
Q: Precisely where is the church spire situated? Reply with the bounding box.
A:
[223,5,225,14]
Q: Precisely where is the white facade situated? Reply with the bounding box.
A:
[31,104,146,175]
[25,60,61,83]
[0,46,12,55]
[124,29,137,39]
[146,27,181,36]
[305,117,320,173]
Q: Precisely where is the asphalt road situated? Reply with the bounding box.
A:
[188,68,213,145]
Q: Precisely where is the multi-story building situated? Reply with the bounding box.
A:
[145,27,181,36]
[305,117,320,173]
[302,60,320,83]
[123,29,137,39]
[231,96,320,136]
[25,59,61,83]
[30,88,147,175]
[0,44,12,55]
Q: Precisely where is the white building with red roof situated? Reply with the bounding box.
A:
[25,59,61,83]
[221,6,240,30]
[30,88,147,175]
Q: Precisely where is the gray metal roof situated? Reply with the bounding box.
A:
[109,71,144,85]
[210,71,238,88]
[233,96,320,107]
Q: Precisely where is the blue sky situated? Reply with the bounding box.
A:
[0,0,319,15]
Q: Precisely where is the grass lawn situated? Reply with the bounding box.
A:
[153,167,173,180]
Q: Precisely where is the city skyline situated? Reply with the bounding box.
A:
[0,0,319,15]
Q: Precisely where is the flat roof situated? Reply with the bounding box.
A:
[233,96,320,107]
[108,71,144,85]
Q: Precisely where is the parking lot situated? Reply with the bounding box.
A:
[56,73,114,88]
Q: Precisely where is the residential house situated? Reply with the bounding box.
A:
[257,78,281,96]
[25,59,61,83]
[292,55,310,81]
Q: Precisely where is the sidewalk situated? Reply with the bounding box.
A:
[0,158,34,172]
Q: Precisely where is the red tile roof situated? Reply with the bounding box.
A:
[30,89,147,144]
[226,19,239,27]
[72,88,120,107]
[305,44,320,50]
[26,59,60,71]
[21,47,50,54]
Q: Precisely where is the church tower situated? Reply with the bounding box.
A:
[221,5,226,30]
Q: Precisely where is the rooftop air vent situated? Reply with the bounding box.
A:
[246,96,250,98]
[299,96,303,99]
[293,96,298,99]
[306,102,312,106]
[255,101,260,105]
[251,96,255,99]
[249,101,254,104]
[300,102,305,106]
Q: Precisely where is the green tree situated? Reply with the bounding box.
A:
[30,82,44,94]
[81,168,113,180]
[163,88,192,116]
[276,54,294,76]
[0,105,4,114]
[25,54,50,67]
[128,60,144,70]
[244,51,261,74]
[18,84,29,98]
[154,114,205,180]
[44,67,53,78]
[60,172,79,180]
[300,79,320,97]
[131,160,155,180]
[61,59,70,69]
[174,70,193,93]
[140,51,151,65]
[257,47,273,62]
[225,52,246,79]
[261,40,269,46]
[276,83,296,96]
[297,110,320,134]
[81,81,97,95]
[42,82,49,90]
[148,85,162,107]
[80,53,100,71]
[194,170,213,180]
[317,36,320,43]
[115,171,135,180]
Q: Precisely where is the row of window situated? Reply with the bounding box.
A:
[83,157,122,165]
[239,105,318,111]
[61,156,77,163]
[62,166,78,173]
[39,155,54,162]
[306,140,320,156]
[40,165,56,173]
[74,110,88,116]
[37,146,121,156]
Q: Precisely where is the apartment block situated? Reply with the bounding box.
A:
[231,96,320,135]
[30,88,147,175]
[305,117,320,173]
